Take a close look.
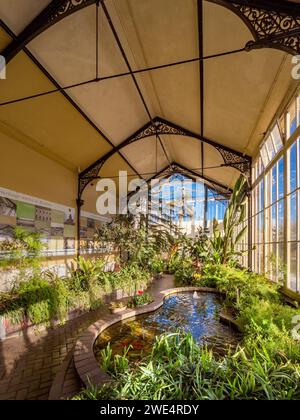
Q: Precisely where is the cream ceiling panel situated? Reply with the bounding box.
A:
[203,144,239,188]
[67,77,151,145]
[29,5,130,86]
[100,153,136,180]
[109,0,200,132]
[203,1,288,155]
[203,1,252,55]
[204,49,286,154]
[110,0,198,68]
[0,0,51,35]
[0,51,112,170]
[120,136,170,178]
[135,65,201,133]
[29,5,152,145]
[81,153,137,203]
[164,136,203,170]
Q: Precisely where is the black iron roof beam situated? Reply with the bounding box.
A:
[154,117,252,161]
[129,162,232,198]
[209,0,300,55]
[2,0,300,65]
[172,162,232,195]
[197,0,205,178]
[78,117,250,197]
[217,0,300,16]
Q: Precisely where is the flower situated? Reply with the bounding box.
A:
[137,290,143,295]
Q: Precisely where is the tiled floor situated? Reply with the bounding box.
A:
[0,275,175,400]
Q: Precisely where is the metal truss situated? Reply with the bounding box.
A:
[78,116,251,198]
[2,0,300,64]
[152,163,232,198]
[209,0,300,55]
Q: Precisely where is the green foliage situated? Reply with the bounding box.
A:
[0,227,44,272]
[195,263,300,362]
[0,259,152,327]
[190,176,248,266]
[173,257,196,286]
[76,332,300,400]
[95,215,187,274]
[127,291,153,308]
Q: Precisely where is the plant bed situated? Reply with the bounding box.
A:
[127,291,153,308]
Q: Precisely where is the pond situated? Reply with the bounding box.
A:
[95,292,241,364]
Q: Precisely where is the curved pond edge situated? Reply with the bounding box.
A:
[74,286,241,389]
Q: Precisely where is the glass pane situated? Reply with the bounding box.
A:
[272,165,277,203]
[265,207,271,243]
[278,200,284,242]
[278,242,285,285]
[289,242,297,291]
[289,100,297,137]
[272,204,277,241]
[266,136,275,160]
[256,214,260,242]
[278,158,284,200]
[272,243,277,282]
[290,192,297,241]
[259,180,264,211]
[289,142,297,193]
[259,212,264,243]
[271,125,283,152]
[279,115,285,140]
[260,145,269,167]
[265,172,270,207]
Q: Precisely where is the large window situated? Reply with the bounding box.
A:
[251,90,300,293]
[150,174,228,236]
[287,137,300,292]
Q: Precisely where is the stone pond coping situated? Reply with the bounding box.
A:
[74,286,240,390]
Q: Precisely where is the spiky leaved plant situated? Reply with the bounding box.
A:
[212,175,248,265]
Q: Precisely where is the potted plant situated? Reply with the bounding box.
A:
[109,301,127,314]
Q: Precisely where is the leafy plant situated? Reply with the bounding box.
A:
[190,176,248,267]
[0,227,44,273]
[127,291,153,308]
[76,332,300,400]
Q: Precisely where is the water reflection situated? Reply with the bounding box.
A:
[95,293,240,363]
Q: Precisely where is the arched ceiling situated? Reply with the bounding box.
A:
[0,0,298,197]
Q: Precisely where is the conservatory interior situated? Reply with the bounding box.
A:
[0,0,300,401]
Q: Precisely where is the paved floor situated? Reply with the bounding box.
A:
[0,275,174,400]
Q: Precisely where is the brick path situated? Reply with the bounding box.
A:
[0,275,174,400]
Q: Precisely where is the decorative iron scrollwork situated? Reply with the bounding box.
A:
[156,164,231,198]
[237,6,300,39]
[79,162,104,197]
[230,2,300,55]
[49,0,92,23]
[78,117,252,198]
[214,146,251,178]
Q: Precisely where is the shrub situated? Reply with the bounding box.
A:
[0,260,152,327]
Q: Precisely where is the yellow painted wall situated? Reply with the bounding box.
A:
[0,129,76,207]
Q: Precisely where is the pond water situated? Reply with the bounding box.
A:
[95,292,240,363]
